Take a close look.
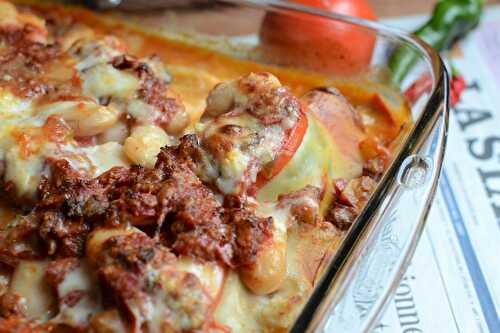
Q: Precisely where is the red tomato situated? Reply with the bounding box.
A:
[254,107,308,189]
[260,0,377,75]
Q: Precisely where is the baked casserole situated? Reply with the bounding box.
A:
[0,2,412,332]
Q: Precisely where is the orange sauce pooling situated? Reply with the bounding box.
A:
[31,2,411,147]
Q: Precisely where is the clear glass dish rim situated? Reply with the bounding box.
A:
[223,0,444,92]
[219,1,449,332]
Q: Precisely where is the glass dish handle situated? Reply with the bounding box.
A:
[320,105,448,333]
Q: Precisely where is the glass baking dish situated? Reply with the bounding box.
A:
[58,0,449,331]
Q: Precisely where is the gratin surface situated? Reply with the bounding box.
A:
[0,2,410,332]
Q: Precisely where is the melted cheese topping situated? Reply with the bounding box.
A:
[76,141,130,175]
[176,259,225,300]
[0,89,33,118]
[257,114,362,206]
[9,261,54,320]
[0,7,189,198]
[4,145,45,197]
[200,112,285,195]
[82,63,140,99]
[197,72,296,196]
[216,218,342,332]
[52,261,102,328]
[0,2,411,332]
[123,125,171,168]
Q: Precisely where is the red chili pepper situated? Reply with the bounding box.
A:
[404,73,433,105]
[404,70,466,107]
[450,74,466,106]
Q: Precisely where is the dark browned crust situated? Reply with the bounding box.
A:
[0,135,274,331]
[244,85,300,126]
[0,135,273,269]
[97,232,175,307]
[0,293,26,318]
[0,25,64,99]
[97,232,211,332]
[110,53,186,130]
[278,185,321,225]
[326,177,377,230]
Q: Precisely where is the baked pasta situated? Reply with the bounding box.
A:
[0,1,411,332]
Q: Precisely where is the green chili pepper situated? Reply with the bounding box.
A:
[389,0,484,84]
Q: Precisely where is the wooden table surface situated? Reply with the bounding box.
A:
[125,0,500,36]
[371,0,500,17]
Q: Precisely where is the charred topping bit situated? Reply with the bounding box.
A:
[0,210,91,264]
[277,185,321,225]
[363,156,386,180]
[108,53,188,134]
[38,210,91,257]
[0,292,26,318]
[229,209,274,267]
[327,176,377,231]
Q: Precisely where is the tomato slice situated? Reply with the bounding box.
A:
[254,107,308,189]
[255,113,364,209]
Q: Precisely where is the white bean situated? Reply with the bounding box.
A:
[164,108,190,135]
[205,82,236,117]
[9,260,54,319]
[123,125,171,168]
[38,101,119,137]
[239,240,287,295]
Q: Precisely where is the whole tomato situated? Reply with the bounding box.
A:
[260,0,377,75]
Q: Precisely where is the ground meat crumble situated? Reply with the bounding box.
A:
[0,135,273,269]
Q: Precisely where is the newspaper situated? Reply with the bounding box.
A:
[374,7,500,333]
